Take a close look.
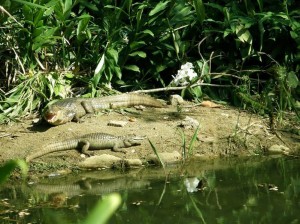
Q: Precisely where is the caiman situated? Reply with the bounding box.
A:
[25,132,144,162]
[43,93,164,125]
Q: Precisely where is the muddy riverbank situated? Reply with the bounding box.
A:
[0,100,299,176]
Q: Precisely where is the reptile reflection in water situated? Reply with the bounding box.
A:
[30,178,151,199]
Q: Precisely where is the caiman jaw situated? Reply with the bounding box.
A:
[43,110,67,126]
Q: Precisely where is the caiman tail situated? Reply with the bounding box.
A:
[25,139,79,162]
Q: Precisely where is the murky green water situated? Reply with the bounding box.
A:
[1,156,300,224]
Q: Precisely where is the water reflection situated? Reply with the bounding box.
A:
[0,157,299,223]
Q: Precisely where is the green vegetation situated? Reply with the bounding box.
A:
[180,125,200,159]
[0,159,28,184]
[0,0,299,123]
[83,193,121,224]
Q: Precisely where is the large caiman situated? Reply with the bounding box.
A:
[43,93,164,125]
[25,132,144,162]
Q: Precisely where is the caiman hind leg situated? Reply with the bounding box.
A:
[78,101,96,121]
[81,101,96,114]
[78,140,95,156]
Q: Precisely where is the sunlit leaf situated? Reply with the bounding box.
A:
[149,1,170,16]
[83,193,121,224]
[141,29,154,37]
[129,51,147,58]
[93,52,105,86]
[107,48,119,64]
[123,65,140,73]
[193,0,205,24]
[12,0,48,9]
[287,72,299,88]
[235,25,252,44]
[130,41,146,51]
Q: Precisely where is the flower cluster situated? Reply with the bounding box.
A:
[171,62,197,86]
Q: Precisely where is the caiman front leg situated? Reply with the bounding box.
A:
[112,142,127,153]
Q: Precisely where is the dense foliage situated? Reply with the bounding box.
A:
[0,0,299,123]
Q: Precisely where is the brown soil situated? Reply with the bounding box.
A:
[0,101,299,175]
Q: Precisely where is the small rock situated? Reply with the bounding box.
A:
[147,151,182,165]
[267,144,290,155]
[79,154,143,169]
[79,154,121,169]
[169,95,185,106]
[197,135,215,143]
[107,120,128,127]
[178,116,200,129]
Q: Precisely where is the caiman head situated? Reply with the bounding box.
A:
[124,135,146,146]
[43,104,75,126]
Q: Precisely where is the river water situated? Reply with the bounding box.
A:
[0,156,299,223]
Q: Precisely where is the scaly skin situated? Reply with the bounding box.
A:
[25,132,144,162]
[43,93,164,125]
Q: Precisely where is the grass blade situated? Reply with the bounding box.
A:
[188,125,200,156]
[148,139,165,169]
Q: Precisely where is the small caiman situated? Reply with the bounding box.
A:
[25,132,144,162]
[43,93,164,125]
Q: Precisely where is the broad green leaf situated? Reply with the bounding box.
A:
[79,1,99,11]
[65,73,74,78]
[123,65,140,72]
[235,25,252,44]
[12,0,48,9]
[149,1,170,16]
[130,41,146,51]
[77,14,91,42]
[193,0,205,24]
[106,48,119,64]
[33,9,44,27]
[189,86,202,98]
[32,27,58,50]
[287,72,299,88]
[107,59,122,79]
[136,7,143,31]
[141,29,154,37]
[170,4,193,24]
[129,51,147,58]
[63,0,72,19]
[94,53,105,76]
[0,160,28,184]
[114,67,122,79]
[23,5,33,22]
[205,2,224,12]
[44,5,55,16]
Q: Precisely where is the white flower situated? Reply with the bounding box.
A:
[171,62,198,86]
